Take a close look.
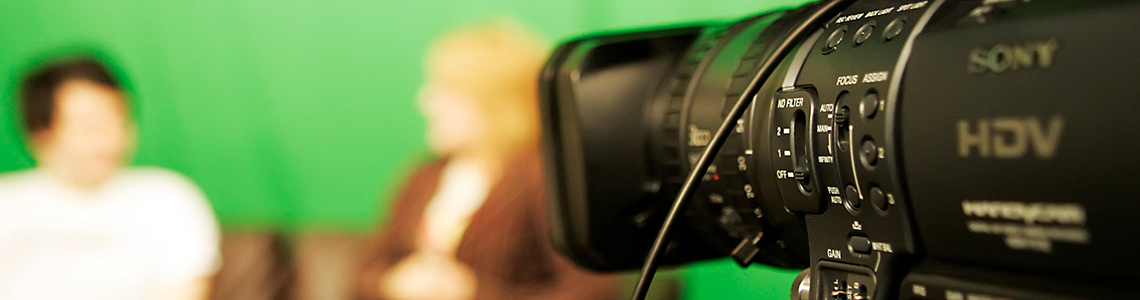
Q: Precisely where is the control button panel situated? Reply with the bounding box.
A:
[791,1,940,299]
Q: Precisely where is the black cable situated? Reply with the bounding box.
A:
[629,1,855,299]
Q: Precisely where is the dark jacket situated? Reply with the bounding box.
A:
[356,151,618,300]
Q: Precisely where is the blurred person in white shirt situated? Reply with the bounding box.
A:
[0,57,220,300]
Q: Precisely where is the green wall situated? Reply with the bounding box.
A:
[0,0,811,298]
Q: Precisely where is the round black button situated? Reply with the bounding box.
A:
[860,92,879,119]
[884,17,906,41]
[861,139,879,167]
[870,187,888,210]
[823,25,847,54]
[845,185,861,209]
[854,21,876,46]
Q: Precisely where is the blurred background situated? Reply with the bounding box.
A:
[0,0,812,299]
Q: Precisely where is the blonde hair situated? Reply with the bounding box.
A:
[425,18,547,158]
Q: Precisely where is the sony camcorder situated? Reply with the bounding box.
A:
[538,0,1140,299]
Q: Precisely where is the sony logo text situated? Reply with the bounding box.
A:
[968,38,1059,74]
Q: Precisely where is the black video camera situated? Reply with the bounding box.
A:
[538,0,1140,299]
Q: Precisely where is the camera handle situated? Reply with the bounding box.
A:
[629,0,856,299]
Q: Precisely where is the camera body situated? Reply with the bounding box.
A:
[539,0,1140,299]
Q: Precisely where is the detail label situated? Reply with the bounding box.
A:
[962,200,1090,253]
[912,285,928,297]
[836,13,865,24]
[777,97,805,108]
[864,7,895,18]
[689,125,711,146]
[897,1,928,12]
[836,1,928,24]
[837,75,860,86]
[872,242,894,253]
[862,71,889,83]
[827,248,843,259]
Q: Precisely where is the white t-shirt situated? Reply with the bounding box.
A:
[0,167,221,300]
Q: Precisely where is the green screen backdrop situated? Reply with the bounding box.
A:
[0,0,812,298]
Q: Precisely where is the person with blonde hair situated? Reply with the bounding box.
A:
[355,20,618,300]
